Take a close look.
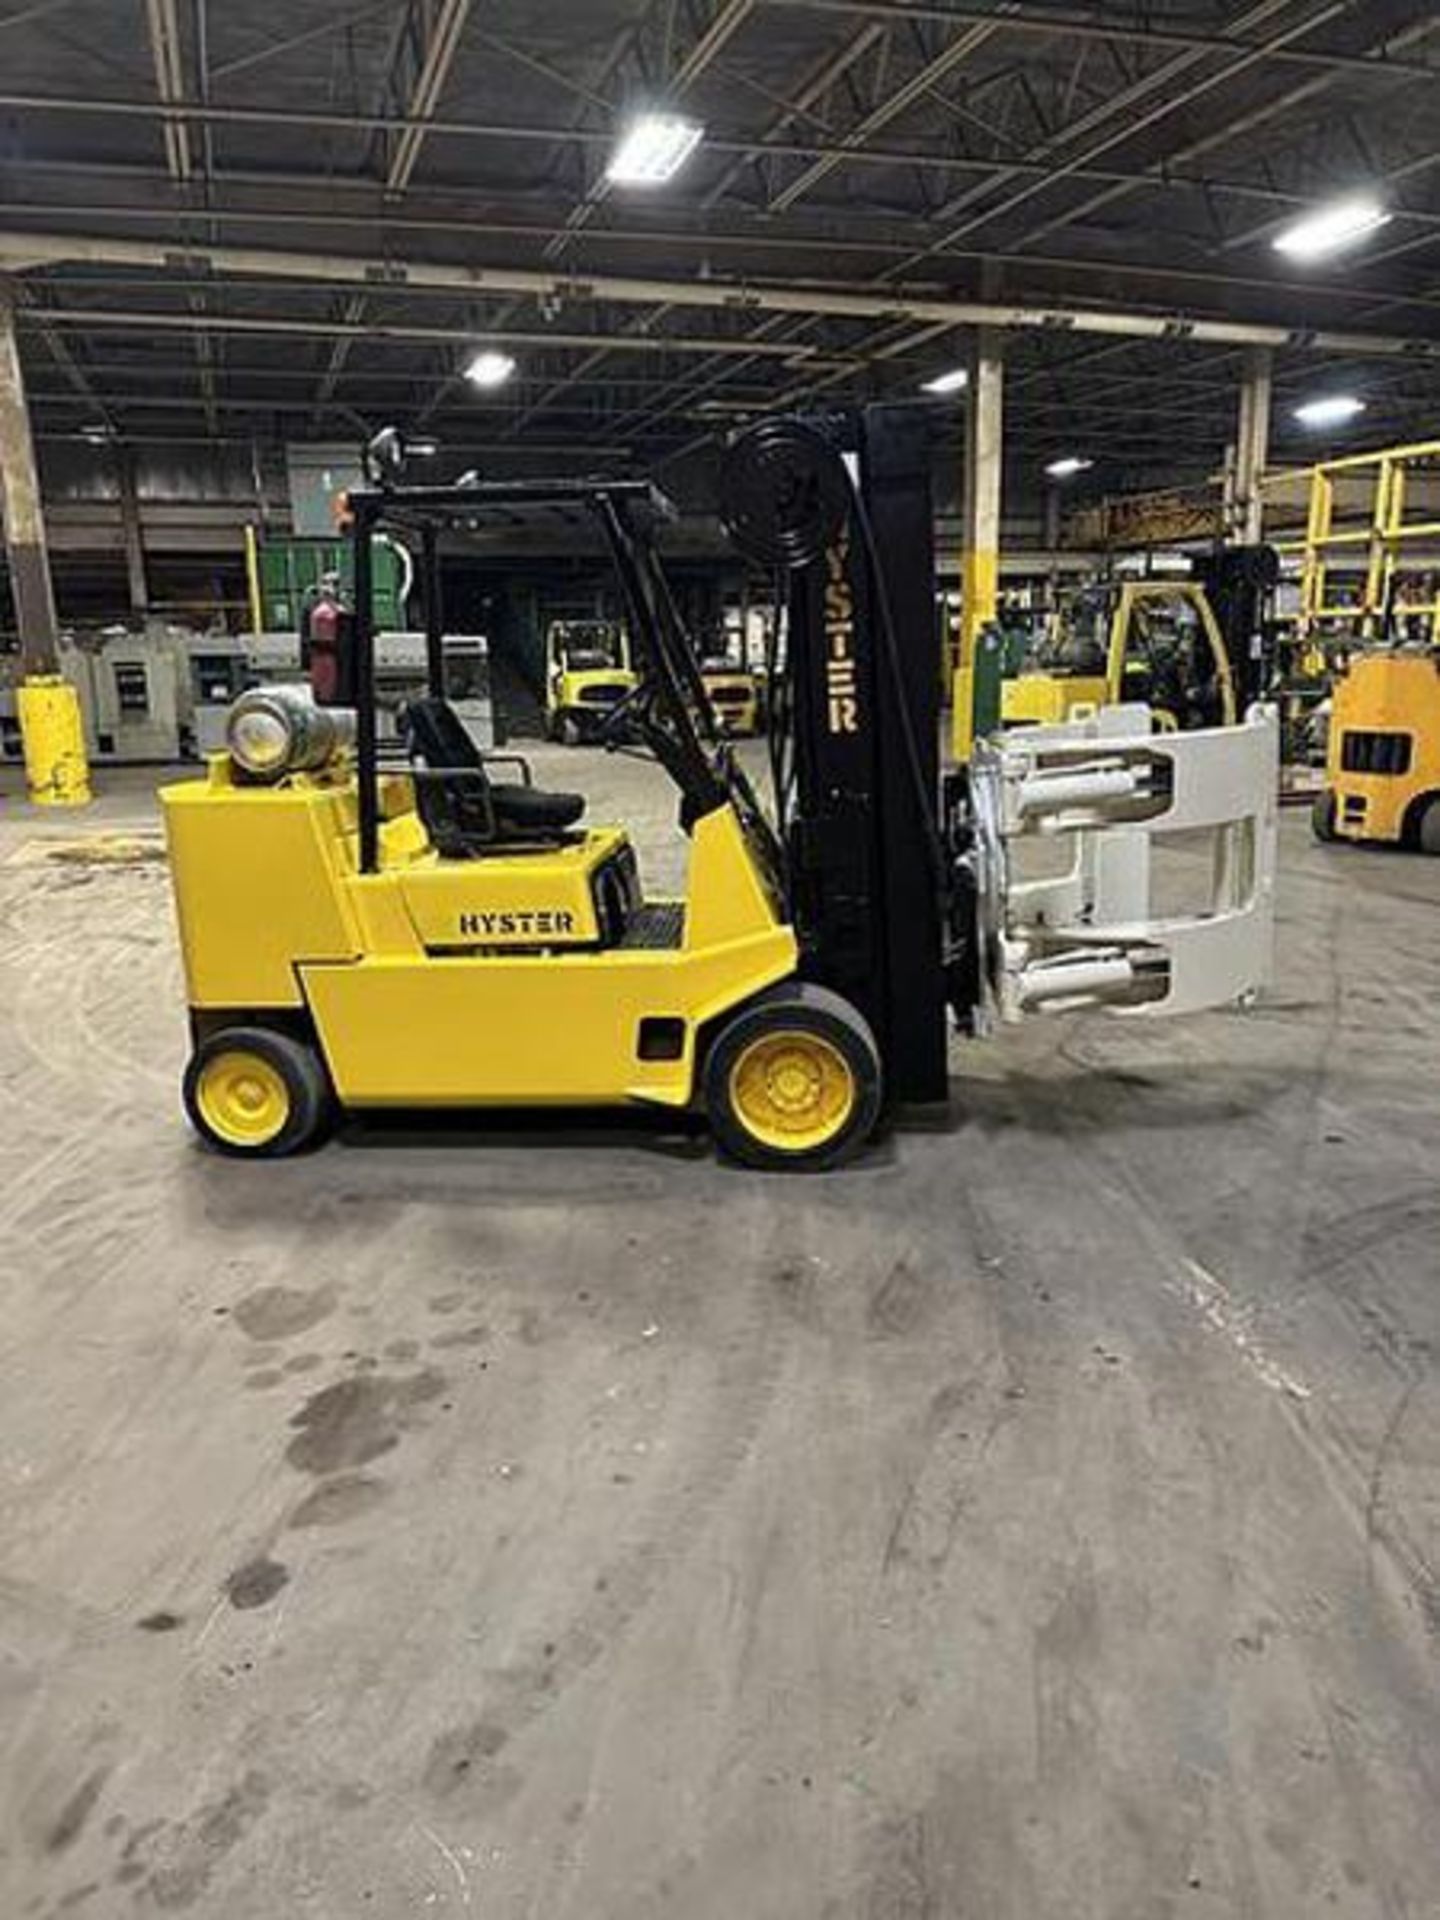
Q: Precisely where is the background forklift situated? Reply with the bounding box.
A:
[544,618,639,743]
[1311,644,1440,852]
[999,549,1274,733]
[697,639,763,737]
[162,411,1277,1169]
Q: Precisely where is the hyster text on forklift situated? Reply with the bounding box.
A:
[161,409,1278,1170]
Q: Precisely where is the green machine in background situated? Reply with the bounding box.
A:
[245,529,409,631]
[968,620,1008,742]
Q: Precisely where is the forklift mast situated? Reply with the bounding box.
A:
[1192,543,1279,710]
[727,407,951,1105]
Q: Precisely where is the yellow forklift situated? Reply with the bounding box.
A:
[544,618,638,743]
[698,651,762,736]
[1311,650,1440,852]
[1002,578,1237,731]
[162,415,1278,1168]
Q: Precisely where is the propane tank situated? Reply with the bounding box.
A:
[226,685,356,782]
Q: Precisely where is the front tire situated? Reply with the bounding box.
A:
[556,711,582,747]
[1311,789,1339,842]
[1418,797,1440,856]
[704,984,882,1171]
[183,1026,333,1158]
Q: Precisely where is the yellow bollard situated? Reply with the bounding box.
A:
[17,675,91,806]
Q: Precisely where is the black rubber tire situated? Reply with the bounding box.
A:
[556,712,582,747]
[183,1025,334,1158]
[1311,789,1339,843]
[703,982,883,1172]
[1418,797,1440,857]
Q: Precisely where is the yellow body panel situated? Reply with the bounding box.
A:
[162,758,365,1006]
[1326,653,1440,844]
[389,830,628,950]
[162,754,799,1108]
[1001,670,1109,726]
[303,807,795,1107]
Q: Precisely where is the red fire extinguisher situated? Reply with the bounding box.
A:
[301,574,355,707]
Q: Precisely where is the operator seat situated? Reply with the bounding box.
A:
[400,697,584,859]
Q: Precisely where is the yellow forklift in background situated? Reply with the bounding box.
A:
[1285,440,1440,852]
[1312,652,1440,852]
[698,652,762,736]
[1002,578,1237,731]
[544,618,638,743]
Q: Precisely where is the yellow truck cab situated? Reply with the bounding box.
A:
[1312,650,1440,851]
[1002,579,1236,732]
[545,619,638,743]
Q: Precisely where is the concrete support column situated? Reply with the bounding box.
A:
[1229,346,1272,547]
[116,446,149,616]
[1042,482,1062,554]
[954,325,1004,759]
[0,286,90,803]
[0,288,59,672]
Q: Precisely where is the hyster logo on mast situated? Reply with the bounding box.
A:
[824,536,859,735]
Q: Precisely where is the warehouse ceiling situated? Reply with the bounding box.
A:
[0,0,1438,495]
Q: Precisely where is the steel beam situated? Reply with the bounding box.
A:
[10,301,861,361]
[757,0,1440,81]
[143,0,192,183]
[384,0,472,195]
[4,83,1435,211]
[769,19,998,212]
[888,0,1345,272]
[1002,13,1440,257]
[5,229,1439,362]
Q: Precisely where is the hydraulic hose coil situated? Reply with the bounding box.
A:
[720,417,851,571]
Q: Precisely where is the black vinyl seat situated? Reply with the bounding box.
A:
[400,697,584,858]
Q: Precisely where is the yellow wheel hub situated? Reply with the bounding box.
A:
[196,1051,290,1148]
[728,1029,856,1153]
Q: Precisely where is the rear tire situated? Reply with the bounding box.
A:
[556,712,582,747]
[704,983,882,1171]
[1418,797,1440,857]
[183,1026,333,1158]
[1311,789,1339,843]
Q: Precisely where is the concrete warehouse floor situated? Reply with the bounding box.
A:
[3,746,1440,1920]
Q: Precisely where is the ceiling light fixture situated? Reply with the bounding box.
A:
[605,111,704,186]
[921,367,969,396]
[1293,394,1366,428]
[464,349,517,390]
[1045,455,1094,480]
[1273,195,1390,261]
